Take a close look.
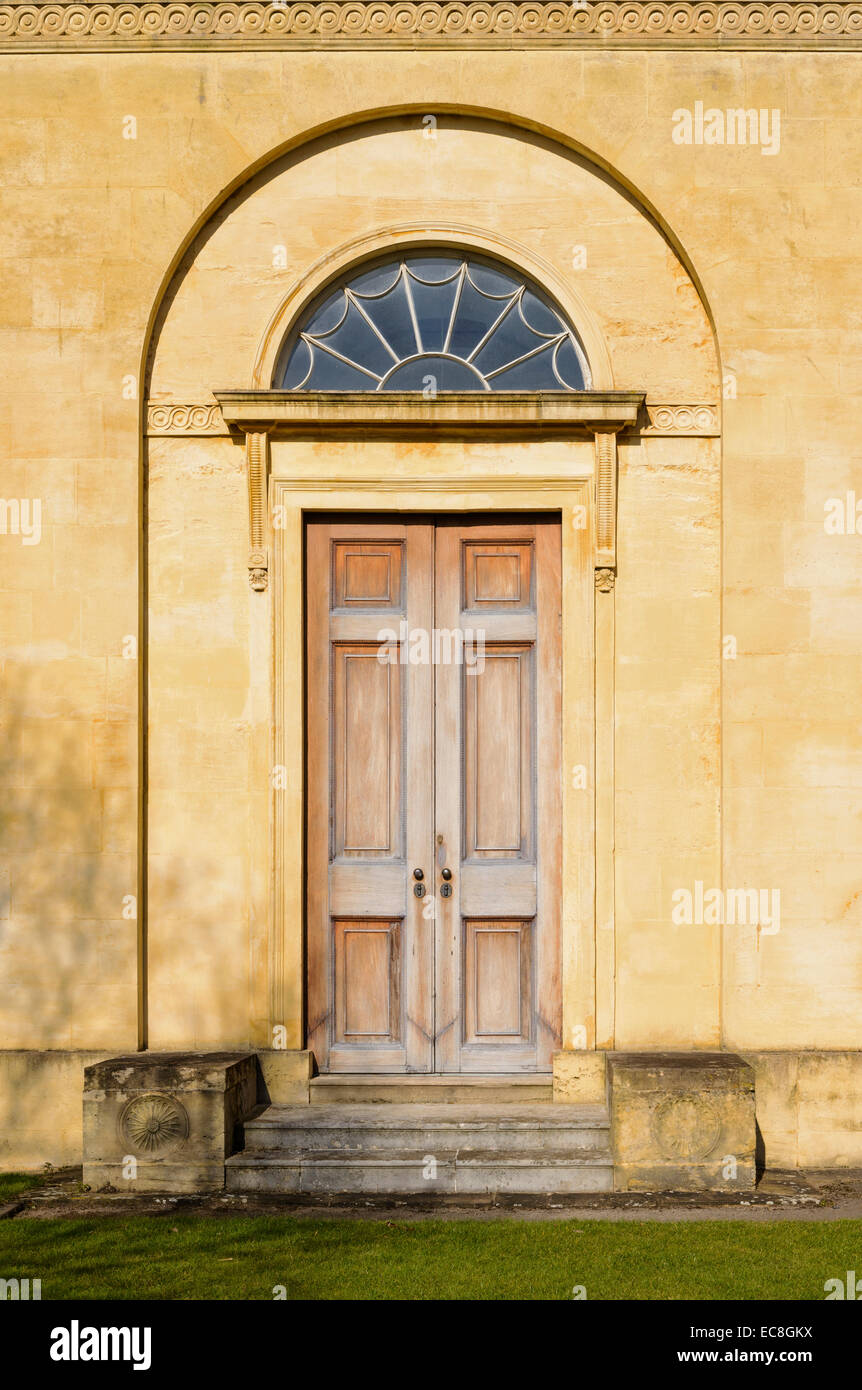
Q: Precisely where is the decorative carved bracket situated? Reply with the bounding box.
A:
[245,429,271,592]
[594,426,621,591]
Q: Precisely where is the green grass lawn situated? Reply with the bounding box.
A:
[0,1171,45,1202]
[0,1216,859,1299]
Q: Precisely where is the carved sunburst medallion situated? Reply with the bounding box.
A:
[119,1093,190,1155]
[651,1094,722,1162]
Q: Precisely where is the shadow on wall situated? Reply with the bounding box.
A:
[0,678,248,1166]
[0,678,137,1050]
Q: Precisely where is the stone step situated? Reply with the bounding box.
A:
[226,1147,613,1195]
[310,1074,554,1105]
[241,1102,610,1155]
[226,1101,612,1194]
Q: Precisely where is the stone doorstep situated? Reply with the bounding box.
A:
[79,1052,760,1196]
[227,1100,613,1194]
[310,1074,553,1105]
[241,1101,611,1154]
[226,1150,614,1196]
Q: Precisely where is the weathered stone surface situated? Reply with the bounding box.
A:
[227,1102,613,1195]
[257,1049,313,1105]
[83,1052,258,1193]
[608,1053,756,1191]
[553,1051,608,1104]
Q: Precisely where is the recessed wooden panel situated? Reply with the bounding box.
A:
[332,643,402,856]
[333,541,403,609]
[334,919,401,1042]
[463,920,532,1043]
[464,644,534,857]
[464,541,533,611]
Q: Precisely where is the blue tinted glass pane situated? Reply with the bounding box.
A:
[304,289,348,337]
[311,299,394,378]
[356,277,419,361]
[468,262,519,296]
[472,302,548,376]
[404,256,462,284]
[447,279,515,359]
[350,263,402,296]
[487,343,560,391]
[282,337,312,390]
[553,336,586,390]
[408,274,459,353]
[381,355,488,391]
[520,290,563,337]
[305,347,380,390]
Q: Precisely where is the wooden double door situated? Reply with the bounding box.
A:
[306,515,561,1073]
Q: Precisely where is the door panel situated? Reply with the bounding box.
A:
[464,644,534,856]
[307,521,434,1073]
[306,515,561,1074]
[332,644,402,856]
[434,520,561,1074]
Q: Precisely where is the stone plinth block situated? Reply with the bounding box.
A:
[553,1051,607,1104]
[257,1049,313,1104]
[83,1052,258,1193]
[608,1052,755,1192]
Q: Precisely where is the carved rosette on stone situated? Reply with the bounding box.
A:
[119,1092,190,1155]
[650,1093,723,1162]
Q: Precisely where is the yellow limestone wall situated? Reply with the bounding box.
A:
[0,30,860,1164]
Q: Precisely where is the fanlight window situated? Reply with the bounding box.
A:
[277,254,590,392]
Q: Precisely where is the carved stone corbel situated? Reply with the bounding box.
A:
[594,426,621,591]
[245,429,271,591]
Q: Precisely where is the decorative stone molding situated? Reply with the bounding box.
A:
[595,566,615,592]
[642,403,720,436]
[3,3,862,49]
[148,397,719,437]
[245,430,271,591]
[593,426,620,586]
[146,403,228,436]
[150,391,718,596]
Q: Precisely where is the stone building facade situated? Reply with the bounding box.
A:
[1,2,862,1188]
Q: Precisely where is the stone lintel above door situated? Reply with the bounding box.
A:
[214,389,645,435]
[212,389,644,594]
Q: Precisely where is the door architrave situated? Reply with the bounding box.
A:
[214,389,642,1065]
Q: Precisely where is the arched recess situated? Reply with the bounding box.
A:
[140,105,723,403]
[140,111,722,1059]
[144,112,720,402]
